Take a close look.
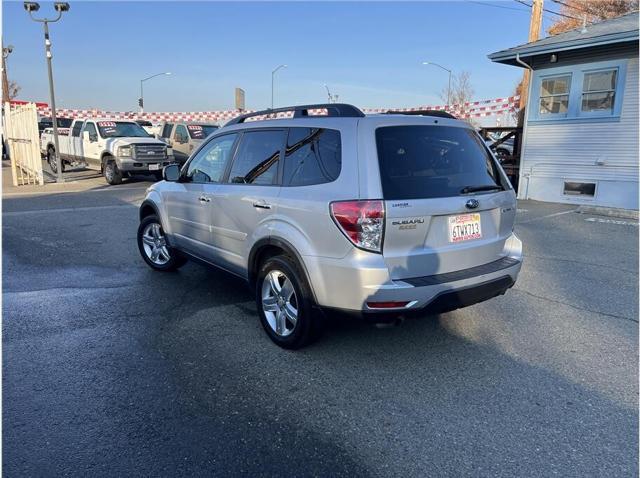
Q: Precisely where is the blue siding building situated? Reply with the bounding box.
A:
[489,13,639,210]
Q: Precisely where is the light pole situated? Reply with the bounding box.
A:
[2,44,14,103]
[271,64,287,109]
[422,61,452,110]
[25,1,70,183]
[139,72,171,113]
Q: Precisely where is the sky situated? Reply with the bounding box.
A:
[3,1,557,113]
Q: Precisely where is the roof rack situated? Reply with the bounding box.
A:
[226,103,365,125]
[384,109,457,120]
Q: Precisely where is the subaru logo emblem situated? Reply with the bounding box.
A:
[465,199,479,209]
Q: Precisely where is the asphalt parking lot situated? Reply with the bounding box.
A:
[3,169,638,477]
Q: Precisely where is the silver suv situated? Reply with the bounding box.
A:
[137,104,522,349]
[157,122,219,164]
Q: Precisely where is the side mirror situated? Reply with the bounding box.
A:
[163,164,181,182]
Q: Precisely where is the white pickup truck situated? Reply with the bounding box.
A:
[40,118,174,185]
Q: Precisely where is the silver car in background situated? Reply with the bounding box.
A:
[137,104,522,348]
[157,121,219,164]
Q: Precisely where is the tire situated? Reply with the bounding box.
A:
[104,158,123,185]
[496,148,510,161]
[137,214,187,272]
[47,146,65,174]
[256,255,322,349]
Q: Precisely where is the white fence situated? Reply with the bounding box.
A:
[3,102,43,186]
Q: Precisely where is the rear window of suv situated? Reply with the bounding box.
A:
[375,125,503,200]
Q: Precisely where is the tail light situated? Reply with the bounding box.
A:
[330,200,384,253]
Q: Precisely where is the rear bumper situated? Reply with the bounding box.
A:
[323,276,515,321]
[304,232,522,314]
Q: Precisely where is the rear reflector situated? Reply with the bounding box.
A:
[366,301,410,309]
[330,200,384,253]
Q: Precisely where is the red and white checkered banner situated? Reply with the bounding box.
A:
[11,96,519,123]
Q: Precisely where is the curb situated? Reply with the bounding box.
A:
[577,205,639,220]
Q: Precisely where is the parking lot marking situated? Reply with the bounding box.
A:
[585,217,639,227]
[512,288,638,324]
[517,209,577,224]
[3,204,139,216]
[2,186,149,197]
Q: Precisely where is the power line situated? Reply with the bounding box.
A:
[513,0,581,20]
[465,1,532,14]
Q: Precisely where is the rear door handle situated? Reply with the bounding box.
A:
[252,201,271,209]
[198,196,211,203]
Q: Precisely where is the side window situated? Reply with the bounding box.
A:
[174,125,188,143]
[83,122,98,140]
[186,134,238,183]
[283,128,341,186]
[539,75,571,115]
[161,123,173,138]
[227,130,284,185]
[71,121,84,137]
[581,69,617,113]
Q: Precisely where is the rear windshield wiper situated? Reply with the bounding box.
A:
[460,185,503,194]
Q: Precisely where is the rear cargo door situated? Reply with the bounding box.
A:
[375,124,516,280]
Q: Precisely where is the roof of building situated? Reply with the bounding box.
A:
[489,11,639,63]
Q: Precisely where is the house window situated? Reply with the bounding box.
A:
[539,75,571,115]
[563,181,596,197]
[530,59,627,122]
[581,69,617,113]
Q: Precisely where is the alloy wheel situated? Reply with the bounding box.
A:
[141,222,170,265]
[261,269,298,337]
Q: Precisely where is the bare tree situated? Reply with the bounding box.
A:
[440,71,475,108]
[438,71,477,124]
[548,0,638,35]
[511,78,525,125]
[8,80,20,100]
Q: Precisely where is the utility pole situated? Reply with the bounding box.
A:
[519,0,543,111]
[2,44,13,102]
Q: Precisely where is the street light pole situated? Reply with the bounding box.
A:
[271,64,287,109]
[25,2,70,183]
[139,72,171,114]
[422,61,453,110]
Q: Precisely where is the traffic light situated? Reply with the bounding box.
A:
[138,97,143,108]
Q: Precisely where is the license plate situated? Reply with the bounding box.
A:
[148,164,161,171]
[448,213,482,243]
